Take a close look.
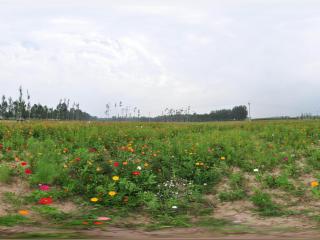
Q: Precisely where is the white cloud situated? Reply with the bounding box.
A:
[0,0,320,117]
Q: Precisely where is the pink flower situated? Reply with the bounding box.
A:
[39,184,50,191]
[25,169,32,174]
[97,216,111,221]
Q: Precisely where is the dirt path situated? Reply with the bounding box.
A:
[1,226,320,239]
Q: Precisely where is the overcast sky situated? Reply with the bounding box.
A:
[0,0,320,118]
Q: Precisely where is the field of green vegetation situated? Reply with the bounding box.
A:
[0,120,320,238]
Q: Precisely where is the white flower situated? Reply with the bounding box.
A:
[253,168,259,172]
[172,205,178,209]
[137,166,142,170]
[203,183,207,186]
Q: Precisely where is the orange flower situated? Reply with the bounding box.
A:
[18,210,29,216]
[311,181,319,187]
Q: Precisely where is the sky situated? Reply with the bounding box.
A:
[0,0,320,118]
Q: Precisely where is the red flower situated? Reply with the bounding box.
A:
[283,157,288,161]
[21,162,27,166]
[89,148,97,153]
[113,162,119,167]
[25,169,32,174]
[75,157,81,162]
[132,171,141,176]
[38,197,53,205]
[93,221,103,225]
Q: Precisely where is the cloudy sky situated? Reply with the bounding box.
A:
[0,0,320,118]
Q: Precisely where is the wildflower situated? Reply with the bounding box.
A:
[97,216,111,221]
[63,148,68,153]
[137,166,142,170]
[96,167,102,172]
[38,197,53,205]
[195,162,200,166]
[108,191,117,197]
[311,181,319,187]
[18,210,29,216]
[283,157,288,161]
[203,183,207,186]
[93,221,103,225]
[39,184,50,191]
[63,164,68,168]
[122,161,128,166]
[82,221,89,225]
[25,169,32,174]
[220,156,226,160]
[172,206,178,209]
[153,153,157,157]
[90,197,99,202]
[20,162,27,166]
[113,162,119,167]
[132,171,141,176]
[253,168,259,172]
[144,163,149,167]
[75,157,81,162]
[112,176,120,181]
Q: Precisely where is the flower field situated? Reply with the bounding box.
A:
[0,120,320,236]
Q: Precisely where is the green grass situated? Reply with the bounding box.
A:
[0,164,12,183]
[0,215,29,226]
[251,191,284,216]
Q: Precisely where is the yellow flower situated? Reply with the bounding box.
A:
[96,167,102,172]
[311,181,319,187]
[220,156,226,160]
[63,164,68,168]
[195,162,200,166]
[18,210,29,216]
[108,191,117,197]
[90,197,99,202]
[112,176,119,181]
[144,163,149,167]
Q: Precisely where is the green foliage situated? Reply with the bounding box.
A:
[251,191,283,216]
[0,164,12,183]
[1,120,320,222]
[0,215,29,226]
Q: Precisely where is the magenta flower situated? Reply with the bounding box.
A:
[39,184,50,191]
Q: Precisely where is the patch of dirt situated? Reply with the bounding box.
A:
[0,178,31,216]
[52,201,78,213]
[213,200,317,229]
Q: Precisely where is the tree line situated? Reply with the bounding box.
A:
[150,105,248,122]
[102,105,248,122]
[0,87,95,120]
[0,86,248,122]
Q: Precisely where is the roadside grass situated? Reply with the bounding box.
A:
[0,215,30,226]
